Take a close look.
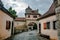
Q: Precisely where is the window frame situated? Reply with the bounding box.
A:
[53,21,56,30]
[43,22,50,29]
[33,15,37,18]
[43,23,47,29]
[46,22,50,29]
[6,21,11,30]
[28,15,30,18]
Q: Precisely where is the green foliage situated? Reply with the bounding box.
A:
[0,0,4,6]
[33,23,37,30]
[8,7,17,17]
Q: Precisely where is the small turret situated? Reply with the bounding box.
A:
[25,6,32,13]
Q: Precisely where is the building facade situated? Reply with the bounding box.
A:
[25,6,41,30]
[14,17,27,32]
[55,0,60,40]
[0,1,14,40]
[37,2,58,40]
[14,6,41,30]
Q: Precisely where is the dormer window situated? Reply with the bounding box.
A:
[28,15,30,18]
[33,15,37,18]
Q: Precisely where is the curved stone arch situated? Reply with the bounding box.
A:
[28,22,34,26]
[28,22,37,30]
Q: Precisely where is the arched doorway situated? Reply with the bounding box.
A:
[28,22,37,30]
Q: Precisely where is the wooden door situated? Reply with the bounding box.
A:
[39,23,41,34]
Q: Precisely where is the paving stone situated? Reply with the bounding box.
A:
[6,30,49,40]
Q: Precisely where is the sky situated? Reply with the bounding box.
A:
[1,0,53,17]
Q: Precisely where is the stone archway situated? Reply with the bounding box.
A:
[33,23,37,30]
[28,22,37,30]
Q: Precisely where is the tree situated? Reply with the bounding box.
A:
[8,7,17,17]
[33,23,37,30]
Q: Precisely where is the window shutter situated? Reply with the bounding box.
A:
[6,21,9,29]
[9,21,11,29]
[53,21,56,29]
[6,21,11,29]
[43,23,47,29]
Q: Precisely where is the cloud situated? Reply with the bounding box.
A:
[17,9,25,17]
[9,1,28,14]
[2,0,53,17]
[2,0,28,14]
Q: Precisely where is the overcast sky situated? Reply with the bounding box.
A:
[1,0,53,17]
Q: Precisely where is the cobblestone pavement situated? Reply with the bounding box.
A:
[9,30,49,40]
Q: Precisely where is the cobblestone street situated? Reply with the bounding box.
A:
[8,30,49,40]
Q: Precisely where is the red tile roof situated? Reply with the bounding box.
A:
[15,17,26,21]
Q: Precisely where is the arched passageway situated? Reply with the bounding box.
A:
[28,22,37,30]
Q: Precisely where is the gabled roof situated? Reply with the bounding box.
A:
[25,10,41,16]
[0,5,15,18]
[43,2,55,16]
[37,2,55,20]
[15,17,26,21]
[25,6,41,16]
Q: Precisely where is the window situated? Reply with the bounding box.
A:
[6,21,11,30]
[43,23,47,29]
[33,15,37,18]
[53,21,56,29]
[28,15,30,18]
[47,22,50,29]
[43,22,50,29]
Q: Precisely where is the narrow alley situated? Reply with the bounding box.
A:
[9,30,49,40]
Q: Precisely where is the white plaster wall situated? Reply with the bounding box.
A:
[38,15,58,40]
[14,21,26,27]
[0,10,13,39]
